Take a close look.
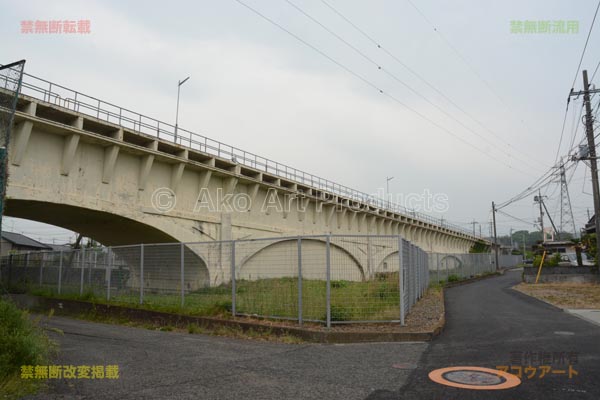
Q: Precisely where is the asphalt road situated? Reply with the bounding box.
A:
[29,269,600,399]
[29,316,426,399]
[370,269,600,399]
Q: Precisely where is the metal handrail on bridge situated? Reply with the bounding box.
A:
[1,70,480,238]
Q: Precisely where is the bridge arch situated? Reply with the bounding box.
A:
[236,238,366,282]
[5,199,178,245]
[6,199,211,290]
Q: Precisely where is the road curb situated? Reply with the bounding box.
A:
[564,309,600,327]
[10,294,446,344]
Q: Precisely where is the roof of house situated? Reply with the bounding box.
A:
[44,243,72,252]
[1,231,51,249]
[585,215,596,234]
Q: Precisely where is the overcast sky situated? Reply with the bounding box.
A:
[1,0,599,244]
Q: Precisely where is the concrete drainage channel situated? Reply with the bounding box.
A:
[10,294,445,344]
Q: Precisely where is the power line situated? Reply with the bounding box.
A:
[285,0,544,173]
[496,209,536,227]
[405,0,541,142]
[554,100,572,166]
[570,0,600,90]
[233,0,538,176]
[591,58,600,83]
[557,0,600,166]
[319,0,548,170]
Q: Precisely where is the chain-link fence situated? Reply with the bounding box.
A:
[0,235,432,326]
[428,253,523,284]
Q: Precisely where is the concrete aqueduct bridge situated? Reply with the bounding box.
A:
[4,73,487,287]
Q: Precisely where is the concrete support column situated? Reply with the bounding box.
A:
[11,102,37,166]
[171,149,189,193]
[102,128,122,184]
[138,140,158,190]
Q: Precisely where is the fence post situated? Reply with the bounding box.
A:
[180,243,185,307]
[79,248,85,296]
[230,241,236,317]
[89,250,95,287]
[58,251,62,295]
[398,237,405,325]
[7,254,13,289]
[298,237,303,326]
[107,247,112,301]
[140,244,144,305]
[326,235,331,329]
[445,255,449,281]
[39,252,43,287]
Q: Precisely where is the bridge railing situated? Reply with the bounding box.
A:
[0,234,433,327]
[0,68,479,238]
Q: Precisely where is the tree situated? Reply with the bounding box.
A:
[581,233,598,265]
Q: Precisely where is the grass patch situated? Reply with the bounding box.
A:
[0,297,55,399]
[27,273,404,323]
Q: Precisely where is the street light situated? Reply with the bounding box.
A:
[386,176,394,204]
[175,76,190,143]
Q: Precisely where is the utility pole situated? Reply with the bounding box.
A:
[583,70,600,262]
[522,232,526,255]
[569,70,600,262]
[536,189,545,242]
[471,220,477,236]
[492,202,499,271]
[510,228,514,249]
[541,198,559,240]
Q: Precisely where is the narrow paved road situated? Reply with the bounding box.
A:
[29,270,600,399]
[30,316,426,399]
[370,269,600,399]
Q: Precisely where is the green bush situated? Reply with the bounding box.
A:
[0,298,54,398]
[447,274,461,283]
[533,253,561,268]
[329,305,353,322]
[330,280,349,289]
[205,300,232,316]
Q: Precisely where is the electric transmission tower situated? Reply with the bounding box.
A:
[559,164,577,237]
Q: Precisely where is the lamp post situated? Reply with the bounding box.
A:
[175,76,190,144]
[386,176,394,205]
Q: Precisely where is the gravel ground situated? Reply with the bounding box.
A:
[513,282,600,309]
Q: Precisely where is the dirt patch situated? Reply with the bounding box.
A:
[514,282,600,309]
[231,286,445,334]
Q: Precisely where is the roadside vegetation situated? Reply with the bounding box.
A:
[434,270,498,287]
[532,252,562,268]
[0,297,55,399]
[26,273,403,323]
